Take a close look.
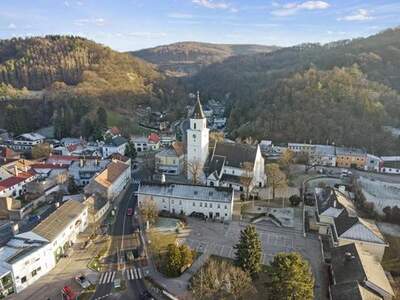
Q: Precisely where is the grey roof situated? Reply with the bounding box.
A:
[316,188,343,215]
[107,136,127,147]
[331,243,394,297]
[209,142,258,169]
[32,200,86,242]
[330,281,382,300]
[333,212,386,245]
[138,182,233,203]
[192,92,205,119]
[336,147,367,156]
[204,155,225,177]
[220,174,242,184]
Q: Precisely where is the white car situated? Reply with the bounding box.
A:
[75,274,91,289]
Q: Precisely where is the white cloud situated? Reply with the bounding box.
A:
[8,23,16,29]
[168,13,193,19]
[64,1,70,7]
[338,9,374,21]
[192,0,230,10]
[74,18,105,26]
[271,1,330,16]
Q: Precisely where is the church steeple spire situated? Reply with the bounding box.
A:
[192,91,205,119]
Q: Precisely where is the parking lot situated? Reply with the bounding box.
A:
[179,218,327,299]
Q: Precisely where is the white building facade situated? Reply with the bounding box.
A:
[137,183,234,221]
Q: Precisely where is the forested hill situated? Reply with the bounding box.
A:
[0,35,161,93]
[131,41,279,76]
[188,27,400,154]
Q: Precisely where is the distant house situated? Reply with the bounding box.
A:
[137,182,234,221]
[155,142,185,175]
[380,156,400,174]
[109,153,131,166]
[101,136,128,158]
[0,171,37,198]
[0,148,20,160]
[288,143,316,155]
[68,158,110,186]
[159,133,176,147]
[312,145,336,167]
[366,154,382,172]
[84,161,130,200]
[315,187,357,235]
[336,147,367,169]
[83,195,110,224]
[8,133,45,152]
[131,134,160,152]
[330,243,394,300]
[331,212,388,262]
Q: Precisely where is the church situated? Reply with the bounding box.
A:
[186,93,266,192]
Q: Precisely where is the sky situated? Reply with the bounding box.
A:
[1,0,400,51]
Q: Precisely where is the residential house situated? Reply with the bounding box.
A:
[0,171,37,198]
[0,148,19,160]
[0,160,35,181]
[315,187,357,235]
[131,133,160,152]
[312,145,337,167]
[329,243,394,300]
[7,133,45,152]
[288,143,316,155]
[83,195,110,225]
[68,158,109,186]
[331,212,388,262]
[160,134,176,147]
[137,182,234,221]
[109,153,131,166]
[155,142,185,175]
[336,147,367,169]
[101,136,128,158]
[84,161,130,201]
[366,154,382,172]
[0,200,87,294]
[380,156,400,174]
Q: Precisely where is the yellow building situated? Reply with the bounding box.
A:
[336,147,367,169]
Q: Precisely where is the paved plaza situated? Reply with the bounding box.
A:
[179,218,327,299]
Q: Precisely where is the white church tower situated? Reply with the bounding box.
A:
[187,92,209,183]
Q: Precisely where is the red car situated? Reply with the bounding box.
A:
[127,208,133,216]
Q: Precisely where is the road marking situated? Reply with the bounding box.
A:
[99,272,105,284]
[130,268,134,280]
[134,268,139,279]
[137,268,142,279]
[110,271,116,282]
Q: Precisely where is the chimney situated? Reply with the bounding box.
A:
[11,222,19,236]
[161,173,166,184]
[14,165,19,176]
[344,252,355,261]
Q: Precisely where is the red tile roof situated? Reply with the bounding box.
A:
[0,174,33,192]
[148,133,160,143]
[31,163,69,169]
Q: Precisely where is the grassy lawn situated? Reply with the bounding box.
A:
[147,230,177,275]
[382,235,400,299]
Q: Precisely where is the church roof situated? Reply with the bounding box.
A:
[192,92,205,119]
[212,142,258,169]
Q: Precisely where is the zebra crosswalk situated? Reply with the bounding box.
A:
[124,267,143,280]
[98,271,116,285]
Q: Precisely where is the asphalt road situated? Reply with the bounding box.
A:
[92,182,147,300]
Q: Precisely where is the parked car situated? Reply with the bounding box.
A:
[127,208,133,216]
[75,274,91,289]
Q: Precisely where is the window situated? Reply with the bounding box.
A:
[172,199,174,204]
[210,203,212,208]
[225,213,228,217]
[162,199,165,203]
[205,203,208,207]
[31,270,37,277]
[179,200,182,205]
[194,123,196,129]
[193,202,196,207]
[217,204,220,209]
[200,203,202,207]
[225,205,227,209]
[21,276,27,283]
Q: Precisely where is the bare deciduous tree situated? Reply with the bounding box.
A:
[266,163,287,201]
[240,162,254,200]
[185,158,203,185]
[139,196,158,225]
